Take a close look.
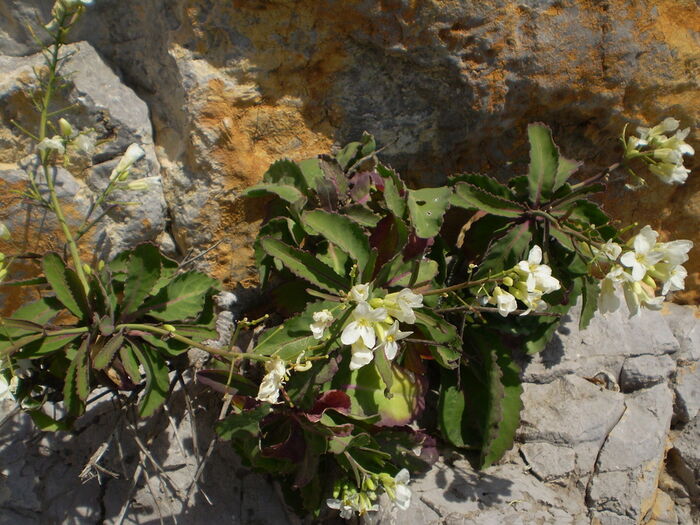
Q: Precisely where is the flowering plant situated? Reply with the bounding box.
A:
[0,1,694,521]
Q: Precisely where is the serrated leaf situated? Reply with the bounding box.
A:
[122,244,162,316]
[18,332,82,358]
[119,344,141,383]
[553,156,582,192]
[131,342,170,418]
[297,157,325,190]
[527,123,559,205]
[343,205,382,227]
[580,276,600,331]
[259,237,350,294]
[263,159,308,193]
[217,404,272,441]
[253,301,343,360]
[242,183,306,205]
[0,297,63,340]
[336,141,362,171]
[474,332,523,468]
[407,187,452,239]
[319,155,349,200]
[451,173,516,199]
[451,182,525,218]
[386,259,438,288]
[302,210,371,271]
[42,252,90,320]
[475,223,533,279]
[144,271,218,322]
[413,310,461,368]
[29,410,70,432]
[75,339,90,401]
[377,164,406,218]
[438,370,467,447]
[94,333,124,370]
[63,352,83,416]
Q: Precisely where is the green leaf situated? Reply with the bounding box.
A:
[450,173,515,199]
[144,271,218,322]
[553,156,582,192]
[474,332,523,468]
[0,297,63,340]
[94,333,124,370]
[253,301,343,360]
[297,157,325,190]
[263,159,308,193]
[63,341,86,416]
[131,342,170,418]
[343,205,382,227]
[259,237,350,294]
[475,223,533,279]
[438,369,468,447]
[386,259,438,288]
[580,276,600,331]
[18,332,82,358]
[302,210,371,271]
[451,182,525,218]
[29,410,71,432]
[75,339,90,401]
[42,252,90,320]
[216,404,272,440]
[377,164,406,218]
[526,123,559,205]
[119,344,141,383]
[122,243,162,315]
[241,183,306,205]
[413,310,461,368]
[407,187,452,239]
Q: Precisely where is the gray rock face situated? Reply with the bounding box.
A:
[619,354,676,392]
[0,41,166,259]
[587,384,674,524]
[673,362,700,424]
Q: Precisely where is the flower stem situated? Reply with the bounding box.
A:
[421,272,506,297]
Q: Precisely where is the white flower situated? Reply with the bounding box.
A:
[595,240,622,262]
[326,498,355,519]
[489,287,517,317]
[620,226,664,281]
[340,302,387,348]
[649,162,691,185]
[348,283,370,302]
[654,239,693,267]
[110,144,145,180]
[0,374,11,402]
[515,246,561,294]
[383,288,423,324]
[660,264,687,295]
[72,133,96,156]
[310,309,334,340]
[37,136,65,155]
[623,281,664,317]
[255,357,287,404]
[597,266,628,314]
[375,321,412,360]
[349,341,375,370]
[384,469,412,511]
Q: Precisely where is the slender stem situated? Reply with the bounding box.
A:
[421,272,506,297]
[116,323,271,361]
[37,11,89,292]
[435,305,560,316]
[569,162,620,192]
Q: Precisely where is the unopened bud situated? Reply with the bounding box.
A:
[502,276,514,287]
[82,263,92,275]
[369,297,384,308]
[643,274,656,288]
[0,222,10,240]
[58,118,73,138]
[126,180,149,191]
[97,260,105,271]
[364,477,376,491]
[163,324,177,333]
[0,269,7,281]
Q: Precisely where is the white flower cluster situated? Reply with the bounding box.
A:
[326,469,411,519]
[331,284,422,370]
[597,226,693,316]
[486,246,561,316]
[627,117,694,185]
[255,356,288,404]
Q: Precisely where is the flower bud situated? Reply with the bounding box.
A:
[110,144,145,181]
[643,274,656,288]
[368,297,385,309]
[82,263,92,275]
[126,180,149,191]
[0,269,7,281]
[163,324,177,333]
[98,260,105,271]
[58,118,73,138]
[502,276,514,287]
[0,222,10,240]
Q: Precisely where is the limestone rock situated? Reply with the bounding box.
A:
[587,383,674,524]
[663,303,700,362]
[4,0,697,294]
[673,362,700,424]
[520,442,577,483]
[619,354,675,392]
